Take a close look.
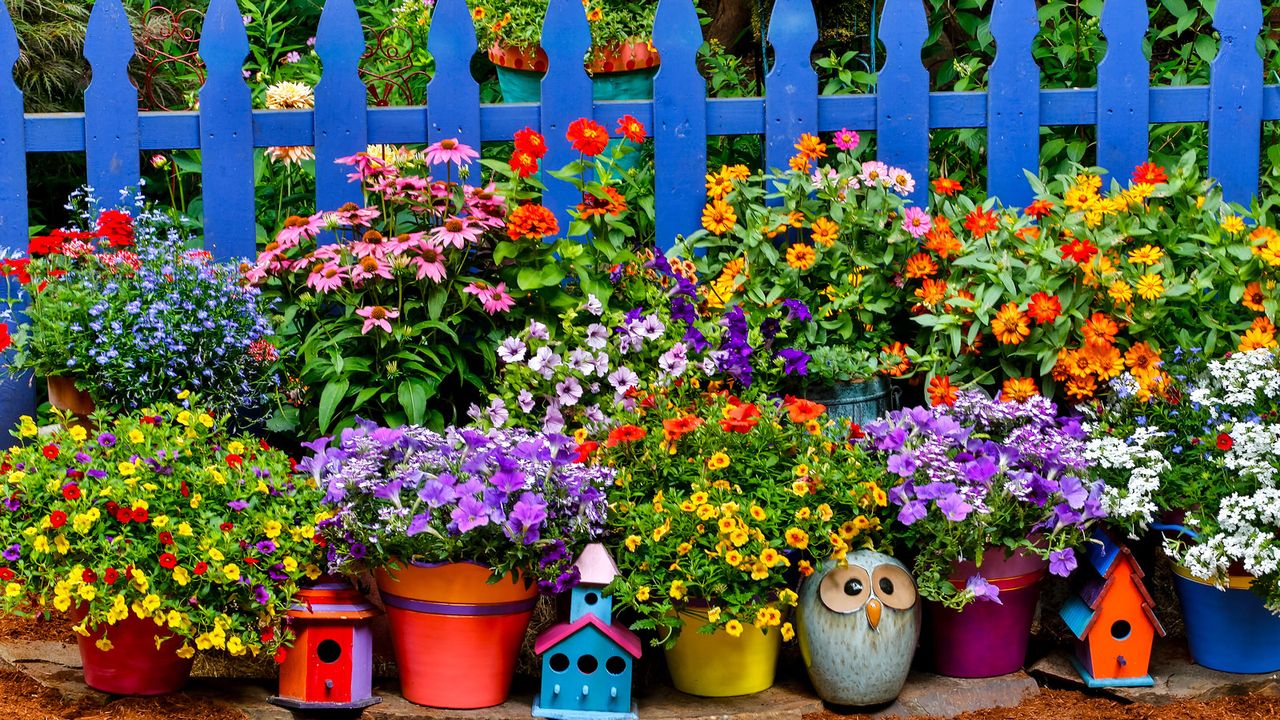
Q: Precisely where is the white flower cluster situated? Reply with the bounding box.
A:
[1180,486,1280,601]
[1188,349,1280,410]
[1222,420,1280,487]
[1084,424,1168,536]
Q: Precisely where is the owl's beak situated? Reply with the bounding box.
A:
[866,598,882,631]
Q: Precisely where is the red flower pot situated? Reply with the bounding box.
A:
[375,561,538,709]
[77,614,194,695]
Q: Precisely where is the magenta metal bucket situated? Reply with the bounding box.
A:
[926,549,1047,678]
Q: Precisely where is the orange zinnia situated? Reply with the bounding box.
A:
[991,302,1030,345]
[881,342,911,377]
[1079,341,1125,380]
[964,207,999,238]
[1065,375,1098,400]
[928,375,958,406]
[904,252,939,279]
[794,133,828,162]
[1124,342,1161,377]
[1026,292,1061,325]
[915,278,947,308]
[566,117,609,156]
[811,217,839,248]
[506,203,560,240]
[1243,281,1267,312]
[932,177,962,196]
[1000,377,1037,403]
[1082,312,1121,346]
[924,218,963,259]
[1024,199,1054,218]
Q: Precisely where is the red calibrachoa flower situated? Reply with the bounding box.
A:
[1132,161,1168,186]
[963,207,999,238]
[572,441,599,464]
[61,483,80,500]
[0,568,14,581]
[932,177,963,196]
[1217,432,1234,451]
[616,114,647,143]
[159,553,178,569]
[131,507,149,523]
[41,444,59,460]
[49,511,67,529]
[513,127,547,160]
[782,397,825,424]
[720,402,762,433]
[1060,238,1099,263]
[606,425,647,447]
[566,118,609,156]
[274,647,288,664]
[193,561,208,575]
[1027,292,1062,325]
[115,508,132,523]
[225,454,243,468]
[220,522,235,532]
[158,531,174,545]
[103,567,119,585]
[81,569,97,584]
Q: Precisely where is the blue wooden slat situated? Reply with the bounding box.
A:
[0,0,32,444]
[426,0,482,176]
[1208,0,1264,205]
[540,0,593,236]
[83,0,140,207]
[1096,0,1150,183]
[652,0,707,250]
[987,0,1040,206]
[198,0,255,260]
[764,0,818,173]
[314,0,368,214]
[876,0,929,207]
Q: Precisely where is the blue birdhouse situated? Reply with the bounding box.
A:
[532,543,640,720]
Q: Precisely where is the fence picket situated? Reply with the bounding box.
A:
[764,0,818,174]
[1096,0,1150,185]
[314,0,369,216]
[987,0,1039,207]
[426,0,481,174]
[198,0,255,260]
[652,0,707,250]
[83,0,140,207]
[1208,0,1264,205]
[0,0,31,444]
[876,0,929,207]
[540,0,593,236]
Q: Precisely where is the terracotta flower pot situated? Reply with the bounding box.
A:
[47,375,94,420]
[375,560,538,709]
[76,614,194,695]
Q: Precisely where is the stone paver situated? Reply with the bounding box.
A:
[860,671,1039,719]
[1029,640,1280,705]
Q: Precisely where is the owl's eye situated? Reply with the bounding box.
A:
[819,566,870,614]
[872,564,918,610]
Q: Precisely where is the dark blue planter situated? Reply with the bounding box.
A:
[806,378,890,429]
[1172,566,1280,674]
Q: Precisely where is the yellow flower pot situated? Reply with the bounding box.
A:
[664,608,781,697]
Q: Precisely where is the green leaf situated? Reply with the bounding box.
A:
[398,380,428,425]
[318,379,350,433]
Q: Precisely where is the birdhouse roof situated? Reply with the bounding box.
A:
[534,613,643,659]
[1085,528,1144,580]
[574,543,620,586]
[1060,575,1166,640]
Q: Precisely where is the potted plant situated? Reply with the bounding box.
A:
[860,389,1105,678]
[470,0,659,104]
[597,391,893,697]
[681,131,918,424]
[0,398,325,695]
[11,191,275,422]
[1087,348,1280,674]
[306,421,612,709]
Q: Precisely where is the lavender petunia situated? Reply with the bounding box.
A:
[1048,548,1077,577]
[965,575,1002,604]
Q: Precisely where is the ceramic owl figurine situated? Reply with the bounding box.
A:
[796,551,921,706]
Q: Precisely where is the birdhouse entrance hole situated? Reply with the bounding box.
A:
[585,592,599,605]
[549,653,570,672]
[606,656,627,675]
[578,655,599,674]
[1110,620,1131,641]
[316,639,343,664]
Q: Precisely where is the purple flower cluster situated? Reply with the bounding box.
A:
[304,419,613,592]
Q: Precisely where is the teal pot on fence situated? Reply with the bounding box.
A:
[805,378,891,429]
[797,553,921,706]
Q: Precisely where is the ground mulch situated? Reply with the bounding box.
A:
[0,611,77,644]
[0,663,248,720]
[807,689,1280,720]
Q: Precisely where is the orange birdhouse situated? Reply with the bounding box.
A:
[269,578,382,714]
[1059,529,1165,687]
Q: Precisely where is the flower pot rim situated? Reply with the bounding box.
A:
[1171,563,1255,590]
[488,40,660,74]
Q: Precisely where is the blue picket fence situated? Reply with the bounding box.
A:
[0,0,1276,425]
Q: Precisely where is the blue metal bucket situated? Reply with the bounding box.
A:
[1171,566,1280,674]
[805,378,891,429]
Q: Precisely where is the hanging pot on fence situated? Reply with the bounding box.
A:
[375,560,538,709]
[663,606,781,697]
[47,375,94,420]
[76,612,194,695]
[796,553,920,706]
[805,377,890,429]
[925,547,1047,678]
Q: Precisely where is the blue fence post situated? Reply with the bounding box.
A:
[876,0,930,207]
[987,0,1039,207]
[1208,0,1263,205]
[0,0,32,444]
[764,0,818,174]
[198,0,256,261]
[314,0,369,217]
[83,0,140,207]
[1096,0,1150,185]
[426,0,482,178]
[540,0,593,236]
[652,0,707,250]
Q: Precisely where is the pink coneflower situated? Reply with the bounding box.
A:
[276,213,324,247]
[424,138,479,167]
[306,263,347,293]
[356,305,400,334]
[350,231,389,258]
[349,255,394,285]
[901,206,933,238]
[431,216,483,249]
[336,153,390,183]
[410,242,448,282]
[327,203,381,228]
[464,281,515,315]
[833,128,860,151]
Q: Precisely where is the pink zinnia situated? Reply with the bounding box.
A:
[431,216,484,249]
[901,207,932,238]
[410,243,448,283]
[464,281,515,315]
[424,138,479,167]
[306,263,347,293]
[833,128,860,151]
[356,305,400,334]
[859,160,891,188]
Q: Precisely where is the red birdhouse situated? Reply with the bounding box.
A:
[269,578,382,713]
[1059,529,1165,687]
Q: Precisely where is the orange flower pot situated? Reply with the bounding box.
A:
[76,613,194,695]
[47,376,94,421]
[375,560,538,709]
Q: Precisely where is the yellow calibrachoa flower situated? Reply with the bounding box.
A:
[304,564,323,581]
[222,563,241,581]
[724,620,744,637]
[172,566,191,586]
[634,586,650,602]
[706,452,730,470]
[142,593,162,613]
[781,622,795,642]
[95,638,113,651]
[750,562,769,580]
[724,549,743,566]
[176,411,193,426]
[197,413,214,428]
[68,426,86,443]
[176,645,195,659]
[706,606,722,624]
[4,582,20,598]
[227,636,245,656]
[624,535,642,552]
[128,429,145,444]
[228,441,246,455]
[18,416,38,438]
[669,580,687,600]
[117,461,136,476]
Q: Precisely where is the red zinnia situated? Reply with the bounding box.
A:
[0,568,14,581]
[132,507,149,523]
[193,561,208,576]
[1217,433,1234,451]
[226,454,243,468]
[572,441,599,464]
[513,127,548,160]
[158,531,174,545]
[1024,199,1054,218]
[81,569,97,584]
[616,114,647,143]
[159,553,178,569]
[61,483,80,501]
[49,511,67,529]
[2,258,30,285]
[41,444,58,460]
[1132,161,1167,186]
[1060,238,1099,263]
[103,567,119,585]
[509,151,539,178]
[932,178,963,196]
[566,118,609,156]
[720,402,762,434]
[605,425,647,447]
[963,207,999,238]
[1027,292,1062,324]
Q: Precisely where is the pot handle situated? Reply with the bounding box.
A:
[1151,522,1201,541]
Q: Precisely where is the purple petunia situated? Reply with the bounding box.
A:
[1048,548,1078,577]
[2,544,19,562]
[965,575,1003,604]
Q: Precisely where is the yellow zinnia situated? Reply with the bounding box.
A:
[1135,274,1164,300]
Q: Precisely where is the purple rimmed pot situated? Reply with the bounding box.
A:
[925,547,1048,678]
